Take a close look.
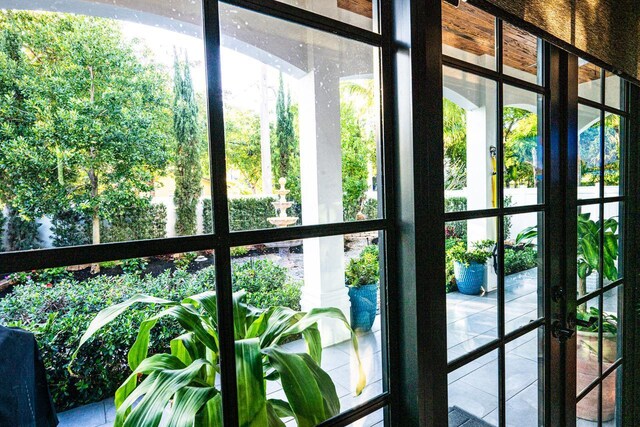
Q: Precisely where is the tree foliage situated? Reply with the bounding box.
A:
[225,109,262,193]
[503,107,539,187]
[173,52,202,236]
[5,207,41,251]
[0,11,171,246]
[443,98,467,190]
[341,101,375,221]
[272,74,300,204]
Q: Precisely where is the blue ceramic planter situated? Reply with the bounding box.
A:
[348,284,378,332]
[454,261,485,295]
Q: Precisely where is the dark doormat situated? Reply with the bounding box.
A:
[448,406,494,427]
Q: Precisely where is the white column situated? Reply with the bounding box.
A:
[260,64,273,195]
[466,82,498,291]
[298,55,350,345]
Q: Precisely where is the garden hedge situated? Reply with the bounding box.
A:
[0,259,300,411]
[203,196,292,232]
[49,203,167,247]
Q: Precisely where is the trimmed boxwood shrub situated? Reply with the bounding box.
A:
[232,259,301,310]
[504,247,538,275]
[51,210,91,247]
[5,207,41,251]
[445,196,467,240]
[0,208,5,252]
[101,202,167,243]
[203,196,287,233]
[50,203,167,247]
[0,259,300,411]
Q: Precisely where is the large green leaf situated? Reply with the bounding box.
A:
[299,352,340,417]
[115,354,188,419]
[123,359,211,427]
[263,347,332,427]
[236,338,268,427]
[301,324,322,366]
[182,291,218,327]
[259,307,300,348]
[197,394,223,427]
[279,307,366,395]
[166,386,219,427]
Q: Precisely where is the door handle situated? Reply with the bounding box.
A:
[552,320,574,342]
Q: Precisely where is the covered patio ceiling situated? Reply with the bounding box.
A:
[0,0,602,83]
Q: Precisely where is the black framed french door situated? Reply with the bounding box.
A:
[389,0,638,425]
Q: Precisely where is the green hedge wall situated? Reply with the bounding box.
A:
[49,203,167,247]
[203,196,291,233]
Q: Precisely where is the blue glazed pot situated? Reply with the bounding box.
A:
[454,261,485,295]
[348,284,378,332]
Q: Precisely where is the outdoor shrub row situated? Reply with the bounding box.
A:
[504,247,538,275]
[0,202,167,252]
[0,259,300,411]
[203,196,285,232]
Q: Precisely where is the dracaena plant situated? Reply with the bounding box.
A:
[70,290,365,427]
[577,213,619,299]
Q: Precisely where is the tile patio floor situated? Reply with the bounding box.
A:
[59,269,617,426]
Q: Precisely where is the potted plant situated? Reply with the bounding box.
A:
[449,240,495,295]
[71,290,366,426]
[576,213,619,421]
[345,245,379,332]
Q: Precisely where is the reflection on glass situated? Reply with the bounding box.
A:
[578,59,602,103]
[610,367,623,426]
[0,7,211,252]
[602,286,622,362]
[604,72,623,110]
[577,385,600,425]
[604,114,621,196]
[442,0,496,69]
[220,5,381,230]
[346,408,385,426]
[448,350,498,426]
[231,232,384,421]
[0,251,217,417]
[503,23,540,85]
[505,329,544,427]
[577,205,601,296]
[503,85,543,207]
[578,105,601,199]
[446,218,498,361]
[504,213,542,333]
[276,0,378,32]
[443,67,498,212]
[576,296,600,396]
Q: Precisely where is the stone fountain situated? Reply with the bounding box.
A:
[268,177,298,228]
[267,178,299,265]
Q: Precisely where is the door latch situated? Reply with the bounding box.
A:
[552,320,574,343]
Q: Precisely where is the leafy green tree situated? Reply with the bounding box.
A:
[272,73,300,204]
[443,98,467,190]
[225,108,262,193]
[503,107,539,187]
[173,52,202,235]
[341,102,374,221]
[0,12,171,254]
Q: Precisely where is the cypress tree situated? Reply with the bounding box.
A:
[273,73,300,204]
[173,52,202,236]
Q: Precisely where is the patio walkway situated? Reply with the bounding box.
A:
[59,269,615,426]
